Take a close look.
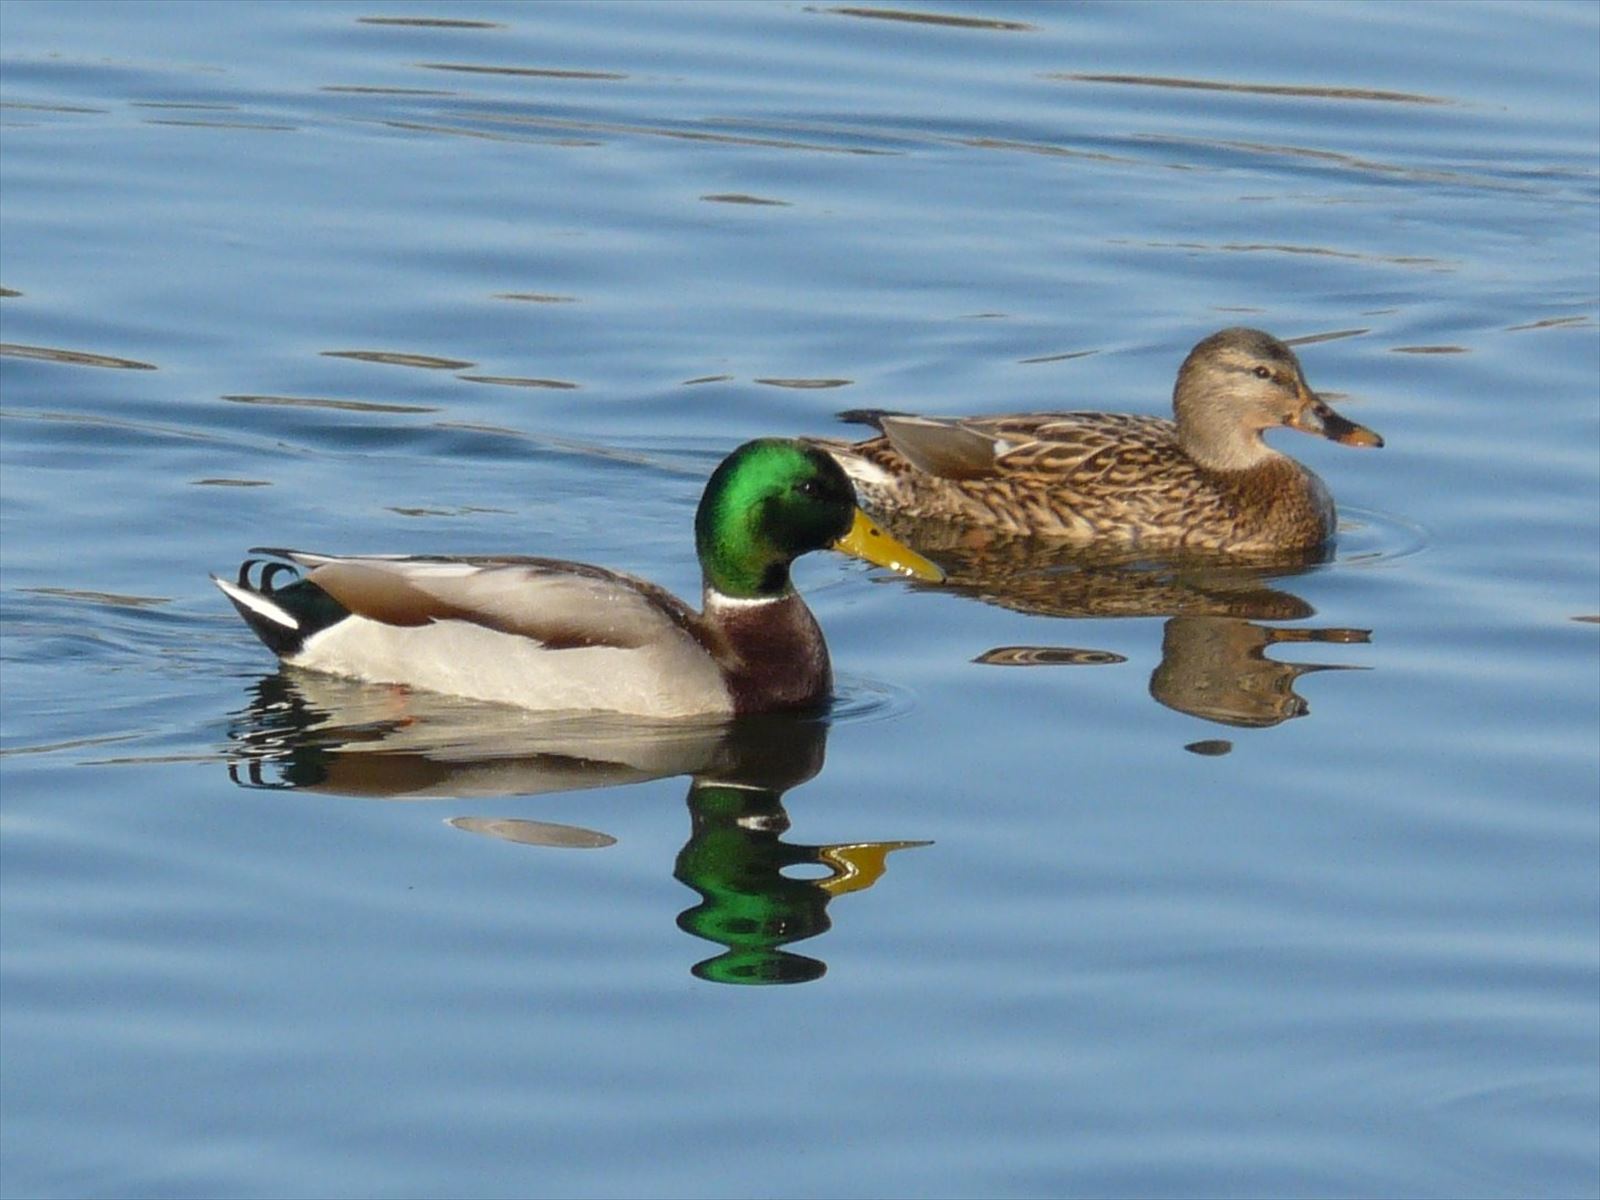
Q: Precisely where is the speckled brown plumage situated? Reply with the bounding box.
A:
[814,328,1383,557]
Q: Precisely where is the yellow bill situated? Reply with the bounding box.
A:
[833,507,945,582]
[815,840,935,896]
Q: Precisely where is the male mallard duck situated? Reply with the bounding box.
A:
[815,328,1383,556]
[213,439,942,717]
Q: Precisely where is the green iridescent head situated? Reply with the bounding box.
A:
[693,439,943,599]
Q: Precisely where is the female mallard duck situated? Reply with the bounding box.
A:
[213,439,942,717]
[815,328,1383,556]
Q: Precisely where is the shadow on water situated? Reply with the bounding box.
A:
[889,519,1376,746]
[224,672,929,986]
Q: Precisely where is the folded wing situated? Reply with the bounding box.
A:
[260,549,704,651]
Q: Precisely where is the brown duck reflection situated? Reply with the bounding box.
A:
[1148,617,1367,729]
[888,520,1370,734]
[226,671,927,985]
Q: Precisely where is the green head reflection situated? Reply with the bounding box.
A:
[675,781,929,986]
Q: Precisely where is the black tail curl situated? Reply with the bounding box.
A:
[221,555,348,659]
[238,557,303,593]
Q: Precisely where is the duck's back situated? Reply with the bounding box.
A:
[826,411,1333,554]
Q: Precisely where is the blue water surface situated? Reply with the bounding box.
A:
[1,2,1596,1198]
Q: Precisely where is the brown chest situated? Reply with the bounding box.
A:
[703,593,833,715]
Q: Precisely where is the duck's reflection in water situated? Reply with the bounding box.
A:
[1149,616,1367,729]
[227,672,928,985]
[893,526,1371,738]
[674,770,928,984]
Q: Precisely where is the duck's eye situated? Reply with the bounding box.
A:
[1253,365,1273,381]
[795,479,822,499]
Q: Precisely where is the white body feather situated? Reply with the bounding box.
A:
[289,614,733,717]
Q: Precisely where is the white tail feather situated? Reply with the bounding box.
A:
[212,575,299,630]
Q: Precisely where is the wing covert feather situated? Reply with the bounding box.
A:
[304,556,702,650]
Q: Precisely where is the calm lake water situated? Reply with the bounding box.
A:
[2,2,1596,1197]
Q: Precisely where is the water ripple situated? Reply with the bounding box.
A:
[1335,506,1434,566]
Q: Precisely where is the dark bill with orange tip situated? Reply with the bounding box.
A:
[1289,392,1385,448]
[833,507,945,581]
